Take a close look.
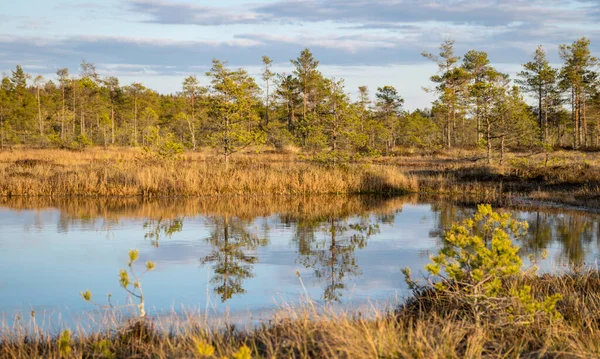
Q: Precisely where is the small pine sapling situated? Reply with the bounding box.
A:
[81,249,155,317]
[404,204,562,324]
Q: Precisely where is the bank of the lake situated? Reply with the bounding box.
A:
[2,270,600,358]
[0,148,416,197]
[2,148,600,211]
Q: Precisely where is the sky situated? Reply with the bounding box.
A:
[1,0,599,109]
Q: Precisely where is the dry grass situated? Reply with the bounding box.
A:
[0,148,417,197]
[372,148,600,209]
[3,270,600,358]
[3,146,600,207]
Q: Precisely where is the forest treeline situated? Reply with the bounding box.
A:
[0,38,598,163]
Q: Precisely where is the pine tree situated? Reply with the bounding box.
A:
[276,74,300,132]
[423,40,469,147]
[559,38,598,148]
[261,56,274,127]
[32,75,45,137]
[124,83,146,145]
[57,68,70,140]
[291,49,320,145]
[206,59,264,167]
[517,45,557,145]
[463,50,494,145]
[375,85,404,154]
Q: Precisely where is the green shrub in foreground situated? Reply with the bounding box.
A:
[404,204,563,324]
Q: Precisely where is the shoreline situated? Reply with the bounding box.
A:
[2,271,600,358]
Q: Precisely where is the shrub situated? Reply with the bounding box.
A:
[142,126,184,160]
[74,134,92,149]
[403,204,562,324]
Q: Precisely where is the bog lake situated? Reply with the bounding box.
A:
[1,195,598,328]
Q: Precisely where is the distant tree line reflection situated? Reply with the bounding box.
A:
[6,196,600,302]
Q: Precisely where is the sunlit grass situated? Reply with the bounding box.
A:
[3,147,600,208]
[0,148,417,197]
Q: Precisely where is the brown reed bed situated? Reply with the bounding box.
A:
[2,270,600,358]
[0,148,417,197]
[3,147,600,209]
[373,148,600,209]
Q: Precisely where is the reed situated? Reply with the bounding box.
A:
[0,148,417,197]
[375,148,600,209]
[3,147,600,208]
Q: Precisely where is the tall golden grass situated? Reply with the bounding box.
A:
[2,270,600,358]
[0,148,417,197]
[3,146,600,207]
[372,148,600,209]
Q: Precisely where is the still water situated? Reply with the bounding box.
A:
[1,195,599,325]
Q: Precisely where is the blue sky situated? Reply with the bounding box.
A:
[1,0,599,109]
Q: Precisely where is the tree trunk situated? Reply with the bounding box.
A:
[451,96,457,147]
[37,86,43,136]
[500,135,505,166]
[476,104,482,144]
[186,115,196,150]
[81,109,85,136]
[332,100,338,151]
[111,104,115,145]
[265,80,270,126]
[486,120,492,165]
[597,113,600,147]
[371,129,375,148]
[572,89,577,149]
[224,117,230,170]
[303,77,307,126]
[0,112,4,149]
[446,106,451,148]
[72,90,76,138]
[538,85,546,143]
[61,85,65,140]
[134,97,138,146]
[287,100,293,131]
[583,98,588,147]
[544,91,549,145]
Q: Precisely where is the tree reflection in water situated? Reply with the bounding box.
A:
[4,195,600,300]
[201,216,268,302]
[143,218,183,247]
[430,203,600,265]
[296,216,380,302]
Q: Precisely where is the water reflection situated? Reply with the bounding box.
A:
[2,195,600,316]
[202,216,268,302]
[143,218,183,247]
[430,204,600,265]
[297,218,379,302]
